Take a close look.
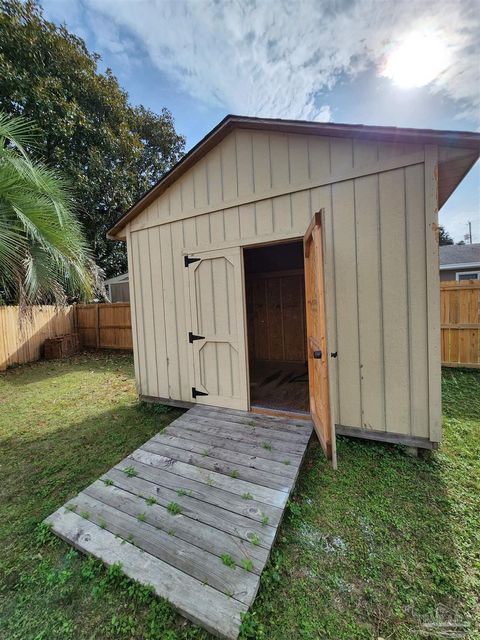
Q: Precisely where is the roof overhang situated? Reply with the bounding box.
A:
[108,114,480,240]
[440,262,480,270]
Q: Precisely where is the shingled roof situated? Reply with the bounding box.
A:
[439,243,480,267]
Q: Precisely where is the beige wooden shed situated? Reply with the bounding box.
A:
[108,115,480,461]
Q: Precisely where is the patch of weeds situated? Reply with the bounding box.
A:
[241,558,254,572]
[122,465,138,477]
[99,519,107,529]
[139,400,171,415]
[242,492,253,500]
[65,502,77,512]
[103,477,114,486]
[230,469,240,479]
[137,512,147,522]
[282,459,291,466]
[168,529,176,536]
[221,553,236,568]
[249,533,261,546]
[201,449,209,457]
[205,476,215,486]
[80,510,90,519]
[127,533,135,544]
[177,488,192,497]
[240,611,265,638]
[145,496,157,506]
[167,501,182,515]
[81,556,102,580]
[261,513,269,527]
[34,522,56,546]
[262,442,272,451]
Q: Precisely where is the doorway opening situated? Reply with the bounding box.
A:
[244,240,309,414]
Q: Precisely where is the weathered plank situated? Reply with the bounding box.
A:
[46,509,247,640]
[168,420,305,457]
[185,411,311,445]
[83,480,268,573]
[164,423,303,465]
[45,405,312,640]
[115,458,283,529]
[148,431,298,478]
[69,492,258,605]
[141,440,293,492]
[126,448,288,508]
[103,468,275,548]
[191,405,312,439]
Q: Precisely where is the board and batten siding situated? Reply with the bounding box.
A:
[127,128,445,444]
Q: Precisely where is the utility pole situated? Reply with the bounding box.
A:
[467,221,472,244]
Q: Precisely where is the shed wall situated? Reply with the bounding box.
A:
[127,129,442,443]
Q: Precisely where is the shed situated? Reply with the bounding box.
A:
[108,115,480,463]
[104,272,130,302]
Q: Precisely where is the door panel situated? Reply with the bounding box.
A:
[304,210,336,464]
[186,247,248,410]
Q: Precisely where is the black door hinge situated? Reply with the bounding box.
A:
[330,352,338,358]
[189,331,205,343]
[192,387,208,399]
[184,255,201,267]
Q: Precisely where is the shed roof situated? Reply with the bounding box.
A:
[439,243,480,268]
[108,115,480,240]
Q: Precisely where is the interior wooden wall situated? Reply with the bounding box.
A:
[246,269,306,363]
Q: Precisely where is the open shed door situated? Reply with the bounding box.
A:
[185,246,248,410]
[304,210,336,467]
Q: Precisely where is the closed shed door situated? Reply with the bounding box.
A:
[185,246,248,409]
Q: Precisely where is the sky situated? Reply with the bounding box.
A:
[42,0,480,243]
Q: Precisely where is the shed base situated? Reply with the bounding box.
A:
[335,425,439,450]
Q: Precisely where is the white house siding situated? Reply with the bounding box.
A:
[126,128,447,444]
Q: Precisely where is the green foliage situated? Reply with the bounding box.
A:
[123,465,138,478]
[241,558,254,572]
[137,512,147,522]
[242,492,253,500]
[229,469,240,479]
[145,496,157,506]
[167,502,182,515]
[261,442,272,451]
[176,488,192,497]
[220,554,236,569]
[0,0,185,276]
[0,110,98,305]
[260,514,269,527]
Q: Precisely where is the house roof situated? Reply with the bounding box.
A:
[439,243,480,269]
[104,272,129,285]
[107,114,480,240]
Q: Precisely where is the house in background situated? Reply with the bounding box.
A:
[104,273,130,302]
[440,243,480,281]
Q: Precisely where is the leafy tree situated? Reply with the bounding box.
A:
[438,225,454,246]
[0,0,185,276]
[0,111,99,308]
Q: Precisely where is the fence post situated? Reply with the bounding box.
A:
[95,304,100,348]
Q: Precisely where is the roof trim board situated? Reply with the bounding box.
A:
[107,115,480,240]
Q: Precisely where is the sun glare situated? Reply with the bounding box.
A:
[382,30,450,88]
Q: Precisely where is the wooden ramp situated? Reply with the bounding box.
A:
[45,405,312,639]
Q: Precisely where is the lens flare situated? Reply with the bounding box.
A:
[382,30,451,88]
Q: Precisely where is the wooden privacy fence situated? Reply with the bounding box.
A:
[0,305,75,371]
[75,303,133,350]
[441,280,480,368]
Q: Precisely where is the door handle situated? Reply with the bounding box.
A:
[313,350,322,359]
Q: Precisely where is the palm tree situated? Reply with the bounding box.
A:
[0,111,100,309]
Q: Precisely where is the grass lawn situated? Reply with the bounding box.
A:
[0,352,478,640]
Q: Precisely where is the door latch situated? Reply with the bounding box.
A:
[330,352,338,358]
[313,350,322,359]
[189,332,205,343]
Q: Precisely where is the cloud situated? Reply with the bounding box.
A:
[46,0,480,122]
